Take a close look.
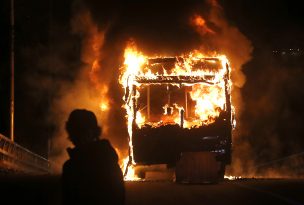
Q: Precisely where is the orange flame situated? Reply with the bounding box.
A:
[191,14,215,35]
[189,84,225,124]
[121,156,141,181]
[119,42,234,180]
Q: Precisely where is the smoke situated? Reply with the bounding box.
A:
[49,0,254,173]
[49,1,204,172]
[48,5,130,173]
[47,0,304,178]
[188,0,255,175]
[199,2,303,178]
[192,1,304,178]
[234,48,304,178]
[192,0,252,116]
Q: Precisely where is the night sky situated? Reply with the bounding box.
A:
[0,0,304,175]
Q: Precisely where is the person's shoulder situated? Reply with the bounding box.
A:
[95,139,118,160]
[96,139,113,149]
[62,159,72,175]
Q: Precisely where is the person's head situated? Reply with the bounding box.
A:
[65,109,101,147]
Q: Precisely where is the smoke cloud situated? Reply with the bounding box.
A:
[49,5,129,173]
[47,0,304,178]
[48,0,255,174]
[234,49,304,178]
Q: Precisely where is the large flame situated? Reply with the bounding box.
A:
[189,83,225,124]
[120,43,231,128]
[119,42,234,180]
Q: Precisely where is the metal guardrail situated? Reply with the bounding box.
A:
[0,134,50,174]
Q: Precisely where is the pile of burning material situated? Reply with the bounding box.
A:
[120,44,235,182]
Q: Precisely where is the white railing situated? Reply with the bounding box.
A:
[0,134,50,174]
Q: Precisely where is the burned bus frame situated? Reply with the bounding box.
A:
[126,57,233,178]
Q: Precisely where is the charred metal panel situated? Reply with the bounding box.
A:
[132,112,231,165]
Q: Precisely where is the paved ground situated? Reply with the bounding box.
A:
[0,175,303,205]
[126,179,304,205]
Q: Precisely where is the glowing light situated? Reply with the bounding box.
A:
[121,157,141,181]
[191,14,215,35]
[136,111,145,128]
[119,42,234,181]
[224,175,242,180]
[99,102,109,111]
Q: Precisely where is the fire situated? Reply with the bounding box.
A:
[119,42,234,180]
[99,101,109,111]
[135,111,145,127]
[191,14,215,35]
[121,156,141,181]
[118,43,149,172]
[224,175,242,180]
[120,43,147,88]
[120,43,231,128]
[190,84,225,124]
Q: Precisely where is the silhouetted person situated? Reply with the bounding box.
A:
[62,109,125,205]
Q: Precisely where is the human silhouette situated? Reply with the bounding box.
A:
[62,109,125,205]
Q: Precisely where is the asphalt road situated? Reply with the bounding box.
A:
[126,179,304,205]
[0,176,303,205]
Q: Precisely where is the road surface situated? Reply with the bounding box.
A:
[126,179,304,205]
[0,176,303,205]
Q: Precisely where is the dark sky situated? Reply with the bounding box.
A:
[222,0,304,47]
[0,0,304,170]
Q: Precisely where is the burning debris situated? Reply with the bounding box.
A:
[120,42,235,182]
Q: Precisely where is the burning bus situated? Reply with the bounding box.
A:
[120,45,235,182]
